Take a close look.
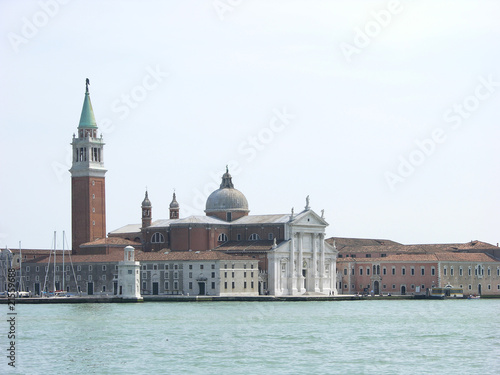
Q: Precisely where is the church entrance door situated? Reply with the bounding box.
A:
[198,282,206,296]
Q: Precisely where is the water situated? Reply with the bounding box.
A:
[5,300,500,374]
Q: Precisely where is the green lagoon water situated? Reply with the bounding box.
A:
[4,300,499,374]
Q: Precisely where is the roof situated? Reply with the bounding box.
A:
[339,252,499,263]
[108,224,142,235]
[326,237,402,249]
[170,216,229,225]
[137,250,255,262]
[24,248,255,264]
[214,240,278,252]
[232,214,290,225]
[80,238,141,247]
[332,238,498,255]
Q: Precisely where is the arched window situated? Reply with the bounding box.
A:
[151,232,165,243]
[249,233,261,240]
[218,233,228,243]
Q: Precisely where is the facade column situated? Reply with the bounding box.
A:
[311,233,317,292]
[319,233,325,292]
[289,231,295,295]
[297,232,303,293]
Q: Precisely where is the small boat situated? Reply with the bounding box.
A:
[467,294,480,299]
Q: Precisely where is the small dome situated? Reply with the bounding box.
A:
[170,192,179,209]
[205,167,249,213]
[142,191,152,207]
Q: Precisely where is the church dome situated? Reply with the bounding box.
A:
[205,168,249,213]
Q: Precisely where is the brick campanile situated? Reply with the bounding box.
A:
[69,79,107,254]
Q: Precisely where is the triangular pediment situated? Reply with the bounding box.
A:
[291,209,328,227]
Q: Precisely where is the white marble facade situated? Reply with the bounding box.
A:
[268,209,338,296]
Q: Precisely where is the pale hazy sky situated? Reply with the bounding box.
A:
[1,0,499,250]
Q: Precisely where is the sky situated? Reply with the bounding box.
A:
[1,0,499,250]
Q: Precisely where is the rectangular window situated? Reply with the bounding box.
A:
[421,267,425,276]
[244,281,247,289]
[189,282,192,289]
[365,254,371,258]
[251,272,254,278]
[359,268,363,276]
[153,264,158,270]
[26,276,30,281]
[165,264,169,270]
[251,264,254,269]
[469,268,472,276]
[142,272,147,279]
[251,281,254,288]
[174,272,178,279]
[444,267,447,276]
[431,267,435,276]
[89,265,92,271]
[411,267,415,276]
[450,267,454,276]
[142,282,147,290]
[165,281,169,290]
[77,275,81,281]
[102,265,106,271]
[232,272,235,278]
[381,254,387,257]
[173,281,178,290]
[56,266,60,272]
[344,268,347,275]
[459,267,463,276]
[174,265,178,270]
[224,282,228,289]
[383,267,387,275]
[237,234,241,241]
[36,266,39,272]
[211,272,215,278]
[211,264,215,269]
[211,282,215,289]
[392,267,396,276]
[224,264,227,269]
[366,267,370,276]
[392,284,396,289]
[224,272,227,278]
[189,265,193,270]
[115,265,118,270]
[200,265,204,270]
[402,268,406,276]
[189,272,192,278]
[244,272,247,278]
[232,264,235,269]
[487,268,491,276]
[232,282,235,289]
[142,265,147,270]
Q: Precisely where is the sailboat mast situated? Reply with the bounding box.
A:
[19,241,22,292]
[62,231,65,292]
[53,231,56,292]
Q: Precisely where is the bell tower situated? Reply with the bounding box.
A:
[141,190,152,228]
[70,79,107,254]
[169,192,179,219]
